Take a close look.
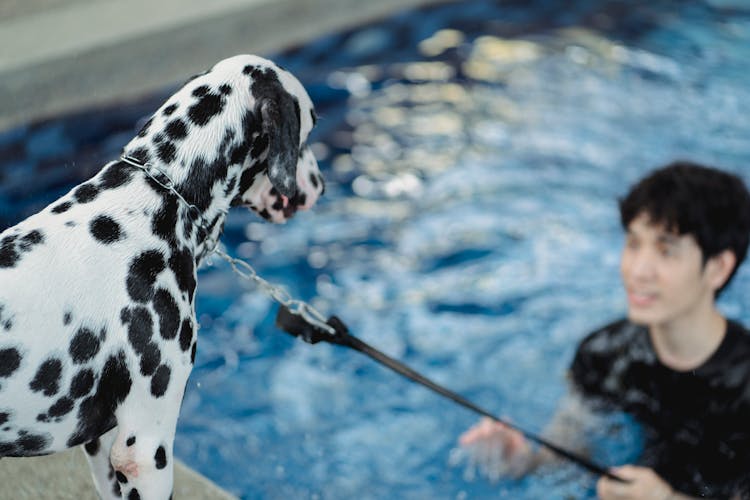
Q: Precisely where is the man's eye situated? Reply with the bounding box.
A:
[658,245,674,257]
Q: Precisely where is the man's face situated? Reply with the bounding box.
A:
[620,213,714,327]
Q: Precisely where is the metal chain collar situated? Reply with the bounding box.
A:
[120,155,336,336]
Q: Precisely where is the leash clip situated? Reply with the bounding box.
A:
[275,305,347,345]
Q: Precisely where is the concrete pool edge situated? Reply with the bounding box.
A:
[0,0,451,133]
[0,447,237,499]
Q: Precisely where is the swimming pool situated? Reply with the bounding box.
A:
[2,0,750,498]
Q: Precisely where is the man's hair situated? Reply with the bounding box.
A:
[619,161,750,295]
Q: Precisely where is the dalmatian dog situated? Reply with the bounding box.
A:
[0,54,324,499]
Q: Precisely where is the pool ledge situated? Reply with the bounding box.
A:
[0,447,238,499]
[0,0,448,133]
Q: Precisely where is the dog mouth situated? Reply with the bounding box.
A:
[263,189,309,221]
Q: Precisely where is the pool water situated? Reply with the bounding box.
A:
[2,0,750,498]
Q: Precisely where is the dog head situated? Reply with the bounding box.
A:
[228,56,325,223]
[122,54,324,224]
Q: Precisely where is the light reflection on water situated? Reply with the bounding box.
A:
[0,1,738,499]
[178,2,750,498]
[176,2,750,497]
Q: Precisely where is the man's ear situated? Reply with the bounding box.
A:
[706,249,736,292]
[259,93,300,198]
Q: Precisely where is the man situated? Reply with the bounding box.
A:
[459,162,750,499]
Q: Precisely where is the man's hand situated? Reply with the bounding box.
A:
[457,417,533,479]
[597,465,674,500]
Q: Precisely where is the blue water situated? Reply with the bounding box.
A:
[2,0,750,498]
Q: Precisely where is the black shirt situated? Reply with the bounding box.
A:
[570,319,750,498]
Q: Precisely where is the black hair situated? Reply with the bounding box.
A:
[619,161,750,295]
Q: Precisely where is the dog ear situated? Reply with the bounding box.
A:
[259,93,300,198]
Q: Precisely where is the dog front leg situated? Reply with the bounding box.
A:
[109,379,186,500]
[84,427,123,499]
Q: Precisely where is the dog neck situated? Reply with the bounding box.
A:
[118,153,247,263]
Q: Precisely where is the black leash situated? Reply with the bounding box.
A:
[275,305,626,483]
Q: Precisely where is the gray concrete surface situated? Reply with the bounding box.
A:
[0,447,237,499]
[0,0,448,132]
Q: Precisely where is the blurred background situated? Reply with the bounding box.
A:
[2,1,750,499]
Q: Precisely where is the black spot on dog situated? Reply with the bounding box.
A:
[29,358,62,396]
[309,172,319,189]
[0,236,19,268]
[178,155,229,211]
[192,85,209,97]
[122,306,153,355]
[126,251,166,302]
[154,445,167,469]
[224,177,237,197]
[137,118,153,138]
[84,438,100,456]
[16,432,50,454]
[69,328,101,364]
[317,174,325,195]
[163,103,178,116]
[139,343,161,377]
[19,230,44,250]
[126,436,136,446]
[101,163,135,190]
[0,412,9,426]
[190,342,197,364]
[153,133,165,145]
[219,84,232,95]
[169,247,196,303]
[48,396,74,418]
[74,183,100,203]
[113,480,122,497]
[152,197,178,245]
[271,191,285,211]
[90,215,123,244]
[66,350,132,448]
[63,312,72,325]
[178,319,193,352]
[157,141,176,164]
[51,201,73,214]
[116,471,128,483]
[250,134,270,158]
[310,109,318,126]
[164,119,188,140]
[188,91,224,127]
[0,348,21,378]
[242,65,256,75]
[128,147,151,165]
[70,369,95,399]
[258,209,271,220]
[128,488,141,500]
[150,365,171,397]
[153,289,179,340]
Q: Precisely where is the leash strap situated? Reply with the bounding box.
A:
[275,305,627,483]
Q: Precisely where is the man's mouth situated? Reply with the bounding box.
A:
[627,289,658,307]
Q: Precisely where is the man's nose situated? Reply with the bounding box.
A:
[628,248,656,279]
